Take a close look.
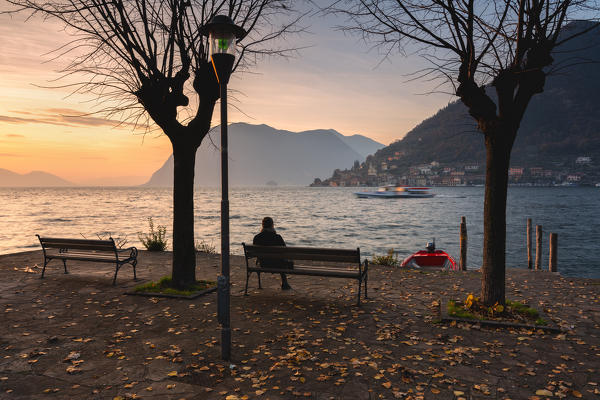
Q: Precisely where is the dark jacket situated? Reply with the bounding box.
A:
[253,229,292,269]
[253,229,286,247]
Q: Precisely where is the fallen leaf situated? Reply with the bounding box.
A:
[536,389,553,396]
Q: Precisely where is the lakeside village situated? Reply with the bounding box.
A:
[311,155,600,187]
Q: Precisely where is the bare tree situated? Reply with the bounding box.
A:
[328,0,599,305]
[5,0,303,288]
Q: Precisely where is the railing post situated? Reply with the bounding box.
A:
[549,233,558,273]
[527,218,532,269]
[459,216,467,271]
[535,225,542,271]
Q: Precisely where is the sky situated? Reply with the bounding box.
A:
[0,7,451,185]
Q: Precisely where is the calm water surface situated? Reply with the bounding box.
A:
[1,186,598,278]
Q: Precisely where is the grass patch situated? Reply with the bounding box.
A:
[506,300,539,318]
[134,276,216,296]
[447,296,547,326]
[447,300,476,320]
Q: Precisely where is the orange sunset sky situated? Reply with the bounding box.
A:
[0,10,450,185]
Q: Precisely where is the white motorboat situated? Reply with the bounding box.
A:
[355,185,435,198]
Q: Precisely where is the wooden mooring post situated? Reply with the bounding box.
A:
[535,225,542,270]
[459,216,467,271]
[527,218,532,269]
[549,233,558,273]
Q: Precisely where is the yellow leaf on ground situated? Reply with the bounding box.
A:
[572,390,582,398]
[255,390,265,395]
[382,382,392,389]
[536,389,553,396]
[167,371,177,377]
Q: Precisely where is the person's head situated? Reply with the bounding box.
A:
[262,216,274,230]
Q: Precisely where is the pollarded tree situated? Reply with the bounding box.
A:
[329,0,599,305]
[6,0,303,288]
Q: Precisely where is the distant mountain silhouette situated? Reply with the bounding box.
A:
[145,123,384,186]
[349,20,600,172]
[0,168,72,187]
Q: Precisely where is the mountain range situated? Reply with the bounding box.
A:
[331,20,600,176]
[0,168,73,187]
[144,123,384,186]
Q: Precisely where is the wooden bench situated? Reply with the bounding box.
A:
[36,235,138,285]
[242,243,369,305]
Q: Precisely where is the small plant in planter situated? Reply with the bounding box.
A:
[371,249,399,266]
[138,217,168,251]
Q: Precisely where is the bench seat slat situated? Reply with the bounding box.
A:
[244,245,359,263]
[46,252,134,262]
[247,266,360,278]
[41,242,115,251]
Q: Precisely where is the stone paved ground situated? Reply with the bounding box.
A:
[0,250,599,400]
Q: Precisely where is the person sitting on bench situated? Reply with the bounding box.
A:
[253,216,292,290]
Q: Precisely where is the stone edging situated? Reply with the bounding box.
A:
[440,299,563,332]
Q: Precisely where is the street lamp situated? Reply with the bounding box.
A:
[200,15,246,361]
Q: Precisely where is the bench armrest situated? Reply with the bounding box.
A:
[117,246,138,260]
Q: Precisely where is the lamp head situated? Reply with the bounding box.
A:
[199,15,246,84]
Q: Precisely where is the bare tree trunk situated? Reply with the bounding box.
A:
[171,140,198,288]
[481,132,513,306]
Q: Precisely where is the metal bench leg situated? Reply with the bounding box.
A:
[257,272,262,289]
[41,258,48,279]
[364,274,368,299]
[357,277,362,306]
[244,272,250,296]
[112,263,120,285]
[62,259,68,274]
[132,260,138,281]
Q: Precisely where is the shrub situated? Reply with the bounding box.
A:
[371,249,399,266]
[138,217,168,251]
[196,239,217,254]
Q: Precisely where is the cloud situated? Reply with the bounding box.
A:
[0,115,33,124]
[0,108,139,129]
[79,156,108,160]
[0,153,25,157]
[6,134,25,138]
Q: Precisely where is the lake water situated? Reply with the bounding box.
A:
[1,186,598,278]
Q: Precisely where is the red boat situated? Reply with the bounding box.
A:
[400,241,458,270]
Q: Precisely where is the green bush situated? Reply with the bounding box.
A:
[196,239,217,254]
[371,249,399,266]
[138,217,168,251]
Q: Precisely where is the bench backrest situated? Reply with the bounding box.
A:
[37,236,116,252]
[243,243,360,264]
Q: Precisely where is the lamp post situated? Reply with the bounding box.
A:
[200,15,246,361]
